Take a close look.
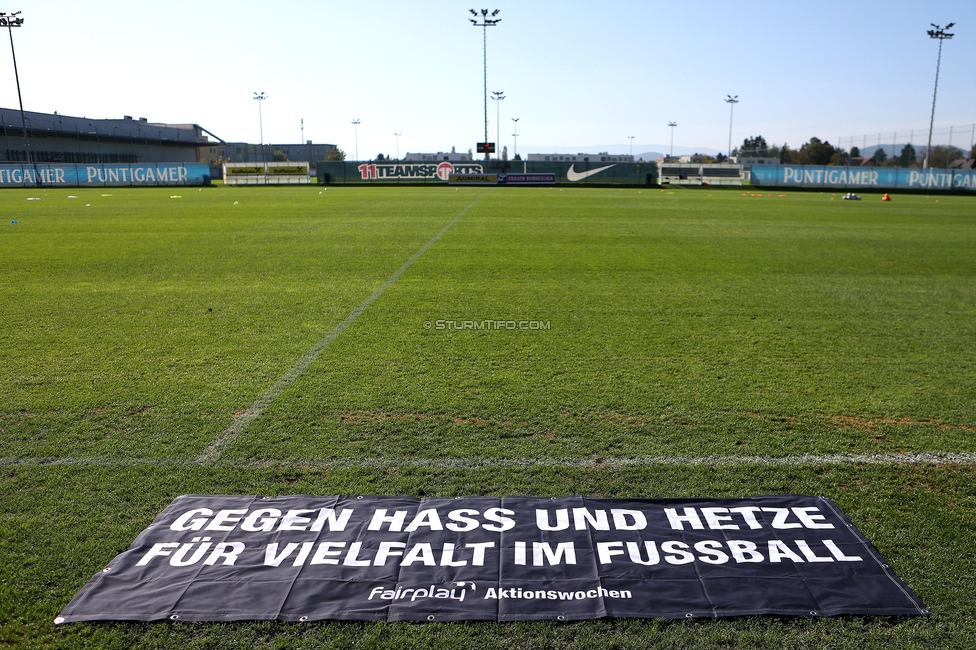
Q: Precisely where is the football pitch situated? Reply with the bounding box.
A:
[2,184,976,648]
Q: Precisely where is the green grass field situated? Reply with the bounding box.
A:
[2,184,975,648]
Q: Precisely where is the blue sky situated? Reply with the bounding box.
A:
[7,0,976,158]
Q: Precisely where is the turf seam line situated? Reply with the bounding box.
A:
[196,191,492,464]
[7,452,976,469]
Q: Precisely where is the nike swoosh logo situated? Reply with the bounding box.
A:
[566,163,615,182]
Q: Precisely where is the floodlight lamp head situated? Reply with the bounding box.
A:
[470,19,476,24]
[481,9,488,15]
[946,22,954,29]
[492,9,500,15]
[470,8,477,15]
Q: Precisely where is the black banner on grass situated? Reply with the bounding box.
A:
[57,495,927,623]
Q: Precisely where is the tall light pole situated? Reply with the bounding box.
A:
[394,133,401,160]
[627,135,635,157]
[253,92,267,162]
[725,95,739,161]
[924,22,954,169]
[511,117,519,158]
[469,8,501,159]
[668,122,677,160]
[1,12,31,173]
[351,119,360,161]
[491,91,505,156]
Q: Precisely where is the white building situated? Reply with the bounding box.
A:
[658,162,743,186]
[404,151,473,162]
[527,152,634,163]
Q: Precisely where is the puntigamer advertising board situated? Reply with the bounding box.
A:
[58,494,926,624]
[751,164,976,191]
[0,163,211,187]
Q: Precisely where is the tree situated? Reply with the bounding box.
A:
[971,144,976,159]
[451,146,456,154]
[850,146,860,158]
[830,149,850,166]
[870,148,888,165]
[779,143,799,164]
[739,135,768,157]
[324,147,346,161]
[925,145,964,168]
[898,144,916,167]
[376,153,385,161]
[272,149,288,162]
[796,137,835,165]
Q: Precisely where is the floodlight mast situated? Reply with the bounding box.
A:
[253,92,267,161]
[394,132,401,160]
[491,91,505,155]
[511,117,519,158]
[668,122,677,160]
[470,9,501,159]
[924,22,954,169]
[627,135,635,157]
[351,119,360,162]
[725,95,739,161]
[1,11,32,177]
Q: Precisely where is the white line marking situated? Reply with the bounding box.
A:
[6,452,976,469]
[196,192,491,463]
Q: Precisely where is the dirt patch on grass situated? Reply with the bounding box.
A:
[340,411,433,424]
[339,411,495,426]
[744,412,796,423]
[600,412,648,426]
[831,415,976,432]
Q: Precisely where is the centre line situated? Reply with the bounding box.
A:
[196,191,491,463]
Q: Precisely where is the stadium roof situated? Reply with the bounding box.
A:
[0,107,223,144]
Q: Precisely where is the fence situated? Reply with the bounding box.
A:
[836,123,976,164]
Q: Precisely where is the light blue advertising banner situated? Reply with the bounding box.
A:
[751,165,976,192]
[0,163,211,187]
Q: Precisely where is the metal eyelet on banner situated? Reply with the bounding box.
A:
[357,496,364,500]
[810,611,818,615]
[53,617,65,625]
[427,615,435,621]
[299,616,308,622]
[556,615,565,621]
[102,567,111,573]
[685,613,694,618]
[169,614,179,620]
